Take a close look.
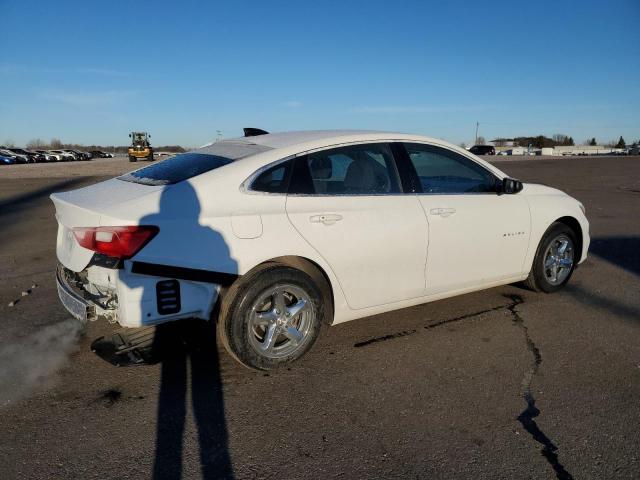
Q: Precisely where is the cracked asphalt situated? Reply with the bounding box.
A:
[0,156,639,479]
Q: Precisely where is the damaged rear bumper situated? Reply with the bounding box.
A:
[56,265,117,323]
[56,266,94,323]
[55,263,220,328]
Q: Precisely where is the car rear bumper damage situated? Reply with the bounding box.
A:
[56,265,116,323]
[55,263,220,328]
[56,266,93,323]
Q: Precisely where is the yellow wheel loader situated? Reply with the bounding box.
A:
[128,132,154,162]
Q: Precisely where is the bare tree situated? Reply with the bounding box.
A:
[26,138,45,149]
[476,136,486,145]
[459,142,467,149]
[3,139,15,148]
[552,134,568,144]
[50,138,63,149]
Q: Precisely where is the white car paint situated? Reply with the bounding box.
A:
[51,130,590,329]
[418,193,531,294]
[286,194,428,309]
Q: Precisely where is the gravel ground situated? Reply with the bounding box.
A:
[0,155,638,479]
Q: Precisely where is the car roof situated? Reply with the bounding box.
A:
[238,130,387,149]
[200,130,414,151]
[194,130,419,160]
[186,130,510,185]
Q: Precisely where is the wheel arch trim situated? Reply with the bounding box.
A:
[246,255,335,325]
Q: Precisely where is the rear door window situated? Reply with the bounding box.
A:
[288,143,401,195]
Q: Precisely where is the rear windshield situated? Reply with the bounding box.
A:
[118,140,272,186]
[119,153,233,185]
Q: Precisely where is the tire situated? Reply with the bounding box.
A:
[525,222,577,293]
[129,156,137,162]
[218,265,325,370]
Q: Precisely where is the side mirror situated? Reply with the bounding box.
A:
[129,133,132,138]
[500,177,523,194]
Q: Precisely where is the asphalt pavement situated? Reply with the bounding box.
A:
[0,156,638,479]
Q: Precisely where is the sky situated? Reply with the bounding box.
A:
[0,0,638,147]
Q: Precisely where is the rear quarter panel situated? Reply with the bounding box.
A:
[101,172,351,324]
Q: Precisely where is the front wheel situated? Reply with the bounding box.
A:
[525,222,577,293]
[218,265,324,370]
[129,156,137,162]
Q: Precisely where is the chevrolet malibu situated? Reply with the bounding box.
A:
[52,130,589,370]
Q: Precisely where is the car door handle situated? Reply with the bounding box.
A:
[309,214,343,225]
[429,207,456,217]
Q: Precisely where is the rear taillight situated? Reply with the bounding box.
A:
[72,226,159,259]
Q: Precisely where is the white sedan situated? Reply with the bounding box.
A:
[52,130,589,369]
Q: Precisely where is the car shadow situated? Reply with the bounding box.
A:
[120,181,236,479]
[0,177,90,218]
[562,235,640,324]
[589,236,640,277]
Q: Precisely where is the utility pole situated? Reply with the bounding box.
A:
[475,122,479,145]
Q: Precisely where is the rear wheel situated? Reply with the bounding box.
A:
[218,265,324,370]
[129,155,137,162]
[525,222,577,293]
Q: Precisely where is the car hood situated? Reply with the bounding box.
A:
[521,183,567,196]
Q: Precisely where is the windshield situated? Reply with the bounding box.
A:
[117,140,272,185]
[132,133,148,146]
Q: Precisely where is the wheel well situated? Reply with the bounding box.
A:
[555,216,583,256]
[254,256,335,325]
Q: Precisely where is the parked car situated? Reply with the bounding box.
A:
[33,150,59,162]
[34,150,62,161]
[49,150,75,161]
[0,148,28,163]
[469,145,496,155]
[61,150,81,161]
[66,149,92,160]
[6,147,45,163]
[90,150,114,158]
[0,154,15,165]
[52,130,589,370]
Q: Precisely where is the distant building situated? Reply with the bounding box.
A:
[490,138,515,147]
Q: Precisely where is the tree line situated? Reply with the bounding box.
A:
[487,134,634,149]
[3,138,186,153]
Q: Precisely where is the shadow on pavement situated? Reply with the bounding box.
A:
[589,236,640,277]
[564,236,640,323]
[0,177,89,218]
[119,181,236,479]
[151,320,233,480]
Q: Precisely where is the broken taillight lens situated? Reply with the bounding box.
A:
[72,226,159,259]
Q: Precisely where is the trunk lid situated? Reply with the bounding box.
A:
[51,178,163,271]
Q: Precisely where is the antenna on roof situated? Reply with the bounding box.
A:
[243,128,269,137]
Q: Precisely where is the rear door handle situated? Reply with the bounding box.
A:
[309,214,343,225]
[429,207,456,217]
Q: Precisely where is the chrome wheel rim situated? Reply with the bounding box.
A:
[543,234,574,285]
[247,284,315,359]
